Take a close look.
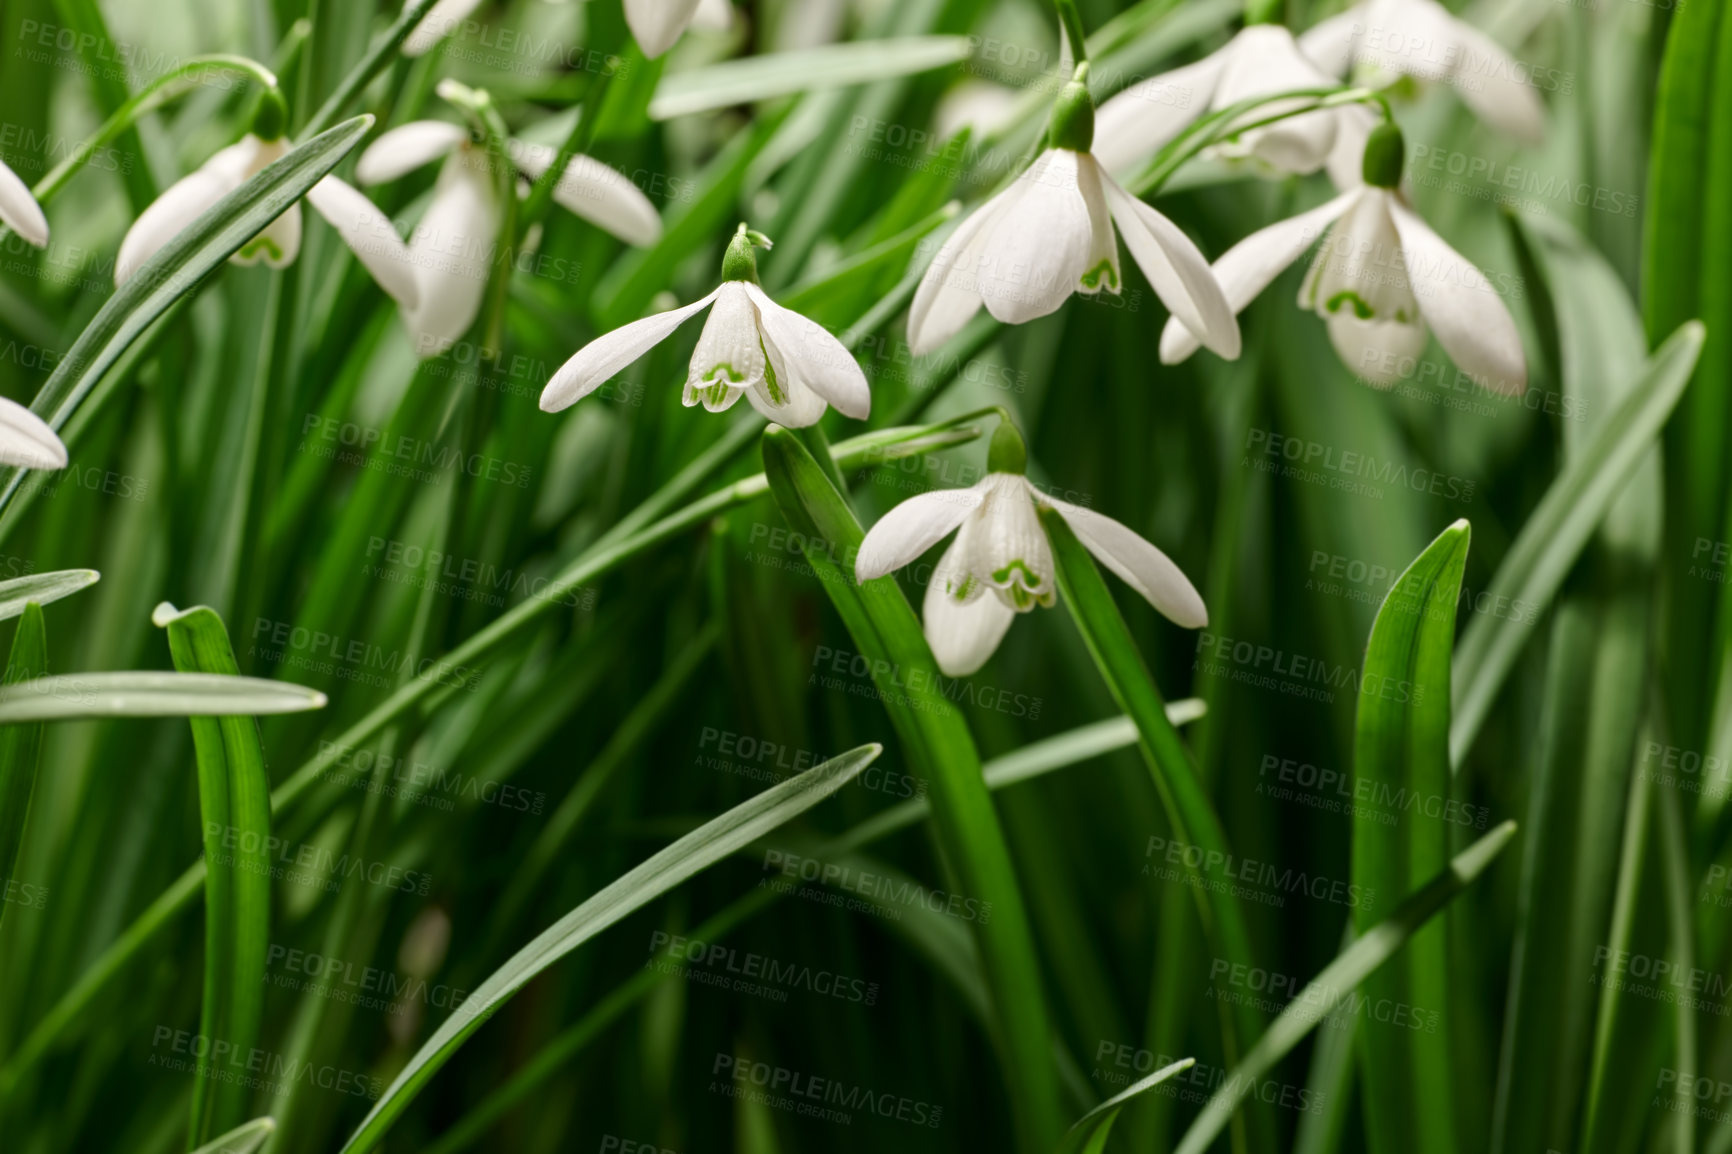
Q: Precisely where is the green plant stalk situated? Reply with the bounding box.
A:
[298,0,442,139]
[1041,507,1269,1154]
[0,605,47,939]
[156,605,274,1145]
[760,426,1063,1152]
[1052,0,1090,64]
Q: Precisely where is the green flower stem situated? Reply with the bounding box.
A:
[21,56,278,212]
[1041,506,1269,1154]
[1052,0,1090,64]
[298,0,441,139]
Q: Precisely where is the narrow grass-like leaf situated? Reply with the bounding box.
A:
[0,604,47,936]
[188,1116,274,1154]
[338,744,882,1153]
[0,672,326,722]
[1352,519,1470,1154]
[1057,1059,1195,1154]
[650,37,973,119]
[1040,506,1265,1110]
[761,425,1063,1153]
[1451,321,1704,765]
[153,604,273,1144]
[0,115,374,521]
[1174,821,1520,1154]
[0,571,99,622]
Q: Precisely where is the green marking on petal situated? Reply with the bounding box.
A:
[701,362,745,384]
[993,560,1044,589]
[1080,260,1119,293]
[759,337,786,405]
[1325,290,1376,320]
[239,236,284,262]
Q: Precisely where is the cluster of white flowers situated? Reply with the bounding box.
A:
[0,0,1545,677]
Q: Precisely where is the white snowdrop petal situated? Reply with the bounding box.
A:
[542,288,719,411]
[0,157,48,247]
[357,122,468,185]
[1091,54,1224,177]
[1213,26,1341,176]
[306,177,420,309]
[856,487,986,581]
[510,142,664,247]
[232,202,303,268]
[972,474,1054,611]
[692,0,734,32]
[1159,189,1357,363]
[402,154,501,359]
[403,0,487,56]
[1074,155,1121,295]
[114,140,256,284]
[1296,8,1363,77]
[625,0,705,57]
[1324,104,1379,191]
[906,187,1010,356]
[742,284,870,419]
[1388,200,1526,395]
[1100,174,1240,359]
[685,282,765,409]
[1445,20,1548,145]
[923,539,1016,677]
[1326,313,1429,385]
[0,397,66,470]
[1045,492,1207,628]
[976,150,1093,325]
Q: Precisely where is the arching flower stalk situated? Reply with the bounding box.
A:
[541,224,869,428]
[908,64,1239,360]
[1159,122,1526,394]
[856,423,1206,676]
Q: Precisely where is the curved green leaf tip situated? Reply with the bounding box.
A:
[1057,1058,1194,1154]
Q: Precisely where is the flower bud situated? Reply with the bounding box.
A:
[1046,63,1095,153]
[988,422,1028,475]
[1361,122,1406,189]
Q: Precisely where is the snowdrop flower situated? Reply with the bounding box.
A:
[627,0,735,58]
[403,0,485,57]
[356,115,661,357]
[1094,23,1365,186]
[1299,0,1546,144]
[908,65,1238,360]
[114,94,419,311]
[541,224,868,428]
[0,156,49,247]
[0,400,67,471]
[1159,123,1525,394]
[856,425,1205,676]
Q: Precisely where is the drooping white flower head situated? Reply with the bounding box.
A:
[403,0,487,57]
[856,427,1206,676]
[0,398,67,471]
[0,156,49,248]
[626,0,734,58]
[357,114,662,358]
[1158,123,1525,395]
[908,66,1239,361]
[114,94,420,311]
[541,225,869,428]
[1299,0,1546,145]
[1093,24,1364,186]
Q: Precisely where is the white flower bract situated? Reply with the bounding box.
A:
[0,398,67,472]
[0,156,49,248]
[1157,183,1526,394]
[907,147,1240,359]
[541,280,870,429]
[856,472,1207,676]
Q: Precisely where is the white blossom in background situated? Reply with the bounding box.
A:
[1094,24,1370,187]
[113,132,421,319]
[0,156,49,247]
[403,0,486,56]
[0,400,67,471]
[1299,0,1547,144]
[1159,123,1526,394]
[856,434,1206,676]
[357,120,662,357]
[626,0,735,58]
[541,225,868,428]
[909,66,1239,360]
